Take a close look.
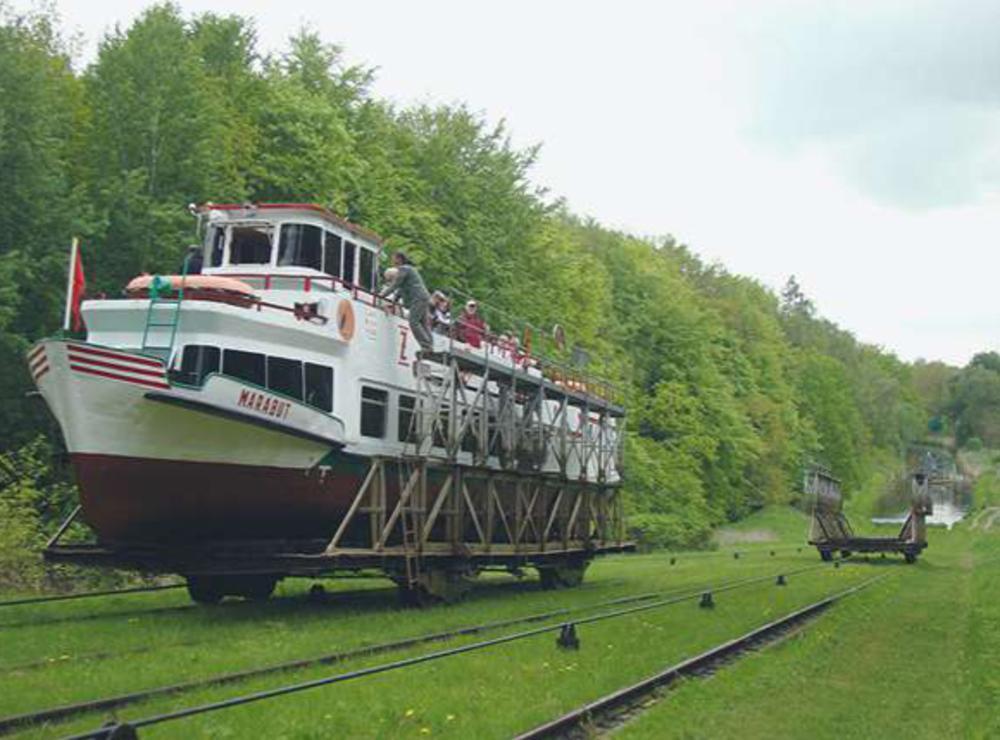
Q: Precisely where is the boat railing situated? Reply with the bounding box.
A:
[224,272,393,311]
[143,270,621,408]
[439,288,622,408]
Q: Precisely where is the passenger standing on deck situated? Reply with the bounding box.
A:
[457,299,488,348]
[430,291,452,335]
[379,252,434,353]
[181,245,203,275]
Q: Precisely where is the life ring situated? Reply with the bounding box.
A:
[336,299,355,341]
[125,274,256,297]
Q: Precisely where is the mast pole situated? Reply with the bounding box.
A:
[62,237,79,332]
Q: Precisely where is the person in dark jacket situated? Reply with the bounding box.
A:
[379,251,434,353]
[182,245,203,275]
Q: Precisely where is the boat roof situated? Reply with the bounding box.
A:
[197,203,384,246]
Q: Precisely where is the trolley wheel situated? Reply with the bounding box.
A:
[819,549,833,562]
[186,576,223,605]
[395,568,475,606]
[396,581,439,608]
[904,552,917,564]
[840,550,852,559]
[537,560,590,590]
[186,575,277,604]
[236,576,278,602]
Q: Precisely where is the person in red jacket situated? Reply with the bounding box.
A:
[457,299,488,348]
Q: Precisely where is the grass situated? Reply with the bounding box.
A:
[712,505,812,546]
[2,544,854,738]
[618,523,1000,739]
[2,508,995,738]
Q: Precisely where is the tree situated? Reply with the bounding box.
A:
[84,3,227,288]
[949,364,1000,446]
[780,275,814,317]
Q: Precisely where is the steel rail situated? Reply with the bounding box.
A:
[0,581,402,632]
[0,572,390,612]
[2,564,829,733]
[664,544,809,561]
[0,583,184,609]
[0,639,206,676]
[1,581,684,732]
[513,574,889,739]
[58,563,843,740]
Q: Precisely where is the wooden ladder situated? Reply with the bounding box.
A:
[397,459,423,591]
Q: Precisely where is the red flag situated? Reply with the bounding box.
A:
[63,238,86,332]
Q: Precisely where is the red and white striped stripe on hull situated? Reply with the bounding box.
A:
[27,344,49,382]
[65,342,169,390]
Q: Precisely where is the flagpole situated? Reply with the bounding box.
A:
[63,237,79,332]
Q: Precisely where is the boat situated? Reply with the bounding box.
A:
[30,203,628,603]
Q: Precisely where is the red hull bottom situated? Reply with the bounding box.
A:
[72,453,366,543]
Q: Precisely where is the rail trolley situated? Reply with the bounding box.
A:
[806,467,931,563]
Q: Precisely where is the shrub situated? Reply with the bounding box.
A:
[626,512,714,552]
[0,481,46,592]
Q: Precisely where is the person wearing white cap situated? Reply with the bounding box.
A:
[431,291,452,335]
[457,299,487,348]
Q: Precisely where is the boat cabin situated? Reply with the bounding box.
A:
[198,203,383,293]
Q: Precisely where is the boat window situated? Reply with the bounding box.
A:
[223,349,265,386]
[305,363,334,412]
[179,345,220,385]
[277,224,322,270]
[398,394,416,443]
[267,356,303,401]
[359,248,376,292]
[209,227,225,268]
[323,232,342,278]
[343,241,356,285]
[360,386,388,438]
[229,226,273,265]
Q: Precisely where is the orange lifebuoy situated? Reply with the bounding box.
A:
[336,299,355,342]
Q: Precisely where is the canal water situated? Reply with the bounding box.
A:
[871,484,971,529]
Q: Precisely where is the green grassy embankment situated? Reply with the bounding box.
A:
[712,505,812,546]
[619,520,1000,739]
[2,505,995,738]
[2,525,858,739]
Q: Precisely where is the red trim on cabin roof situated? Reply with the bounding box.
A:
[197,203,384,245]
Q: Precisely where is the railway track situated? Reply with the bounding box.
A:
[664,544,808,562]
[0,583,184,609]
[0,576,727,733]
[0,548,805,630]
[0,581,399,632]
[513,574,888,739]
[15,562,844,739]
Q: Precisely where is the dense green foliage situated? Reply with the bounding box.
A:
[0,4,986,577]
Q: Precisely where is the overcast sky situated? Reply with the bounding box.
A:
[35,0,1000,366]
